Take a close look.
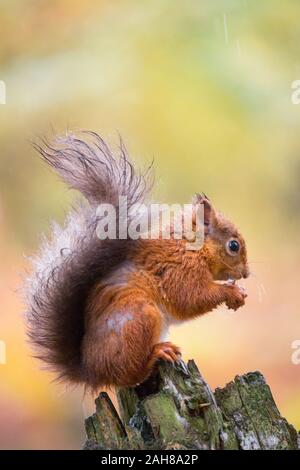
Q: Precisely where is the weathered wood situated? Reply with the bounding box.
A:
[83,359,300,450]
[215,372,299,450]
[84,392,127,449]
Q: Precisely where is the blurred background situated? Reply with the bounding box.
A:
[0,0,300,449]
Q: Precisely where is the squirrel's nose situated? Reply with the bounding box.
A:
[243,266,250,279]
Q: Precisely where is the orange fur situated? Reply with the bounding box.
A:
[27,134,249,390]
[82,197,249,390]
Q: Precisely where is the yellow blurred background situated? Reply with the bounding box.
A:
[0,0,300,449]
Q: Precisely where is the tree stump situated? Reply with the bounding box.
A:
[84,359,299,450]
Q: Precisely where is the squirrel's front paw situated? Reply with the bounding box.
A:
[225,284,247,311]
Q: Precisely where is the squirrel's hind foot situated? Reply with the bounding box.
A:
[152,341,181,363]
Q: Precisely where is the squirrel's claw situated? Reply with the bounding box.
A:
[153,342,181,363]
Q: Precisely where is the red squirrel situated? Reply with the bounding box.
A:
[26,131,249,390]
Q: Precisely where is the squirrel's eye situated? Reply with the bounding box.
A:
[226,239,240,256]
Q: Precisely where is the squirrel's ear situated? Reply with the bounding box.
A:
[192,193,216,233]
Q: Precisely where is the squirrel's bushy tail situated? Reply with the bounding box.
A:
[25,131,153,384]
[34,130,152,207]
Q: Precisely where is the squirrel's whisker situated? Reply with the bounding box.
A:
[249,271,267,302]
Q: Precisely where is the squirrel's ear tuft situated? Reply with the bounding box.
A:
[192,193,216,231]
[193,193,216,235]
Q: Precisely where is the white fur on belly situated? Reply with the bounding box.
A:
[158,304,185,342]
[159,324,170,342]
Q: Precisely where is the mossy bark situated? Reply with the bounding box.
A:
[84,359,299,450]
